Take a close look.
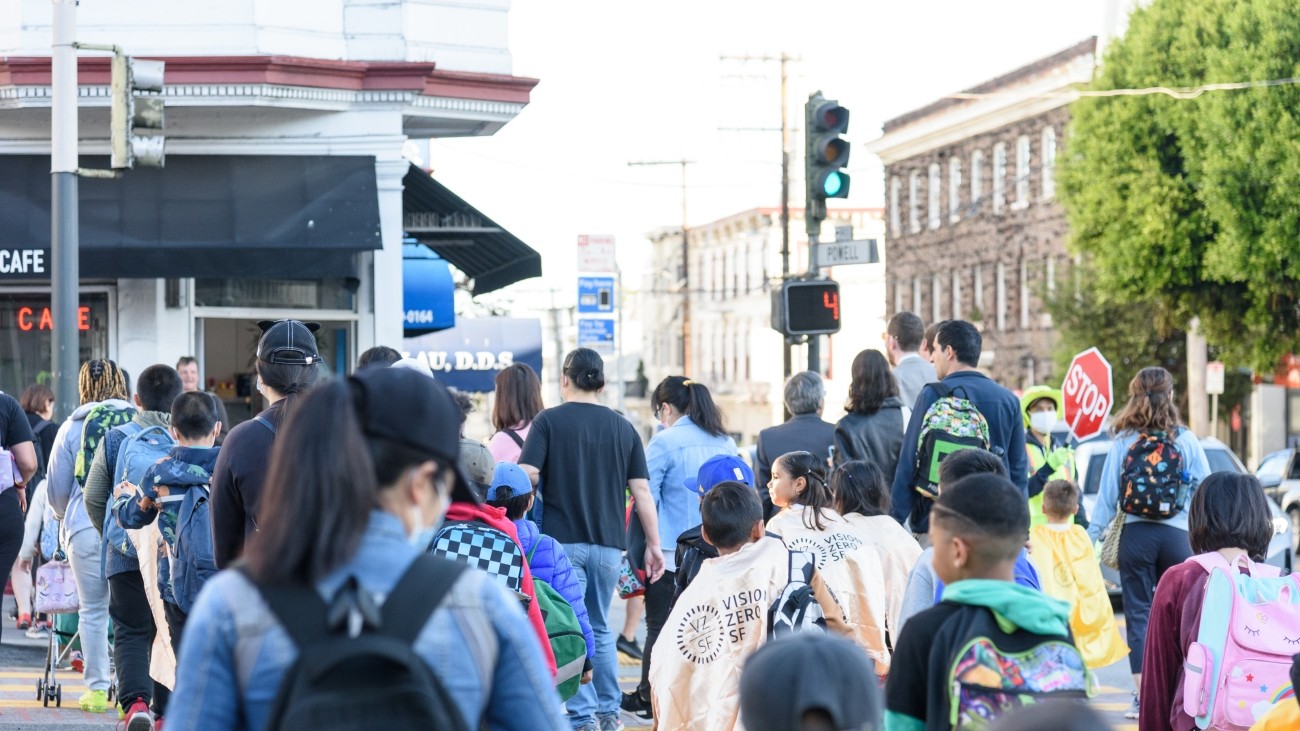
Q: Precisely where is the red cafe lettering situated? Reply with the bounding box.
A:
[16,306,91,332]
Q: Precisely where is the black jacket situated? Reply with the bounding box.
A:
[755,414,836,520]
[833,396,905,477]
[210,400,284,568]
[672,526,717,607]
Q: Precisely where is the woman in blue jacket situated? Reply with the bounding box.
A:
[1086,366,1210,722]
[166,367,564,731]
[486,462,597,671]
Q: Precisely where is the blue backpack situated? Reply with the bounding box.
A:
[171,484,217,613]
[104,424,176,562]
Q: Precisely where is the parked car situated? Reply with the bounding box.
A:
[1255,448,1300,552]
[1077,435,1292,598]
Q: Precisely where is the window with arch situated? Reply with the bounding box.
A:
[909,171,921,233]
[890,176,902,235]
[992,143,1006,214]
[1041,126,1057,199]
[971,150,984,213]
[927,163,941,229]
[948,157,962,223]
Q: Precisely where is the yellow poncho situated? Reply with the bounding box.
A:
[1028,523,1128,669]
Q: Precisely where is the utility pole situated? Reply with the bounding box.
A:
[628,159,693,376]
[720,53,798,380]
[51,0,79,420]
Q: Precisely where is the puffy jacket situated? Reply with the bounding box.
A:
[46,399,132,540]
[445,502,557,678]
[833,396,906,475]
[513,518,596,659]
[672,525,718,607]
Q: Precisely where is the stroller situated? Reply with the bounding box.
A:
[32,547,80,707]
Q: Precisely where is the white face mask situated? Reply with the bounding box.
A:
[1030,410,1058,435]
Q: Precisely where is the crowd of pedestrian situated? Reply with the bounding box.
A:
[2,311,1300,731]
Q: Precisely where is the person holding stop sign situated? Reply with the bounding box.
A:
[1085,366,1210,722]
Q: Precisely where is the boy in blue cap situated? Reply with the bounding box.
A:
[672,454,756,605]
[486,462,595,682]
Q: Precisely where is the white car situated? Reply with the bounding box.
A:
[1075,435,1293,598]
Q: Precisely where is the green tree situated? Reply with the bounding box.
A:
[1057,0,1300,373]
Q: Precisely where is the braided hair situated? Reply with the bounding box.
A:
[78,358,128,404]
[778,450,835,531]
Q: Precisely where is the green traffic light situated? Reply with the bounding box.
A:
[822,172,844,197]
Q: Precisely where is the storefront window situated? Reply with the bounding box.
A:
[0,292,110,399]
[194,279,354,310]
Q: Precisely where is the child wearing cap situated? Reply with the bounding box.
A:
[885,474,1086,731]
[1026,480,1127,670]
[671,454,758,606]
[487,463,596,681]
[650,483,847,731]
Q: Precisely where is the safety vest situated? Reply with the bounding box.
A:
[1028,524,1129,669]
[767,506,890,671]
[649,536,792,731]
[1026,435,1074,527]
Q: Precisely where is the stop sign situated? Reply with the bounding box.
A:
[1062,347,1113,441]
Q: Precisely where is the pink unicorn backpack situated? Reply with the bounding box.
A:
[1182,553,1300,729]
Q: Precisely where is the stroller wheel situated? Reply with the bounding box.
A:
[54,684,62,707]
[35,679,42,699]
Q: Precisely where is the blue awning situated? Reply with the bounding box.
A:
[403,243,455,334]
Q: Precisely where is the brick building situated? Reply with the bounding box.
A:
[867,38,1096,389]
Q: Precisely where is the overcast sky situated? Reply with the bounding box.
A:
[432,0,1123,299]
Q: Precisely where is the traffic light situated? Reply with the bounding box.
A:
[805,93,851,204]
[111,54,165,169]
[771,279,841,337]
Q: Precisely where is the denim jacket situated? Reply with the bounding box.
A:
[166,511,566,731]
[645,416,737,572]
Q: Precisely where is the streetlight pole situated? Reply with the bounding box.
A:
[51,0,80,419]
[628,159,694,376]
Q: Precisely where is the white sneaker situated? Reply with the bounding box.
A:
[1124,693,1140,720]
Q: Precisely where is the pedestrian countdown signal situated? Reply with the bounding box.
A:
[771,280,841,337]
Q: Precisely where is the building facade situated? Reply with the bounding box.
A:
[639,206,886,447]
[867,38,1096,389]
[0,0,539,422]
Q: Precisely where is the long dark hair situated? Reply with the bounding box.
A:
[779,451,834,531]
[845,350,899,414]
[1111,366,1182,434]
[492,363,544,431]
[832,460,890,517]
[244,380,382,584]
[256,360,320,420]
[651,376,727,437]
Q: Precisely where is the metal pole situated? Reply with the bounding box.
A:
[616,268,625,412]
[1211,392,1219,441]
[51,0,79,420]
[780,53,792,381]
[680,160,690,378]
[807,230,821,374]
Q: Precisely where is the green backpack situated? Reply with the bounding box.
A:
[526,544,587,701]
[75,403,137,486]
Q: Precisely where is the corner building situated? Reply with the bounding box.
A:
[867,38,1095,388]
[0,0,540,424]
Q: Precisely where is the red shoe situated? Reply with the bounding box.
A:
[155,717,164,731]
[15,613,30,630]
[122,699,154,731]
[70,651,84,673]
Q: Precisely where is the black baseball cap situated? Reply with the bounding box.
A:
[740,634,881,731]
[347,366,480,504]
[257,320,321,366]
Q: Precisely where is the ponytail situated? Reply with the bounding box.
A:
[779,451,834,531]
[651,376,727,437]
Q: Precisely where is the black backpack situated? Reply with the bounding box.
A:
[767,550,829,639]
[252,555,471,731]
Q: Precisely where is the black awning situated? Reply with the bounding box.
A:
[0,155,382,280]
[402,165,541,296]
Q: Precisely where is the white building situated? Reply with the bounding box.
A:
[638,206,886,447]
[0,0,539,423]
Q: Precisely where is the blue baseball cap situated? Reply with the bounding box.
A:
[687,454,755,496]
[487,462,533,502]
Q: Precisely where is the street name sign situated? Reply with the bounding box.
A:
[814,238,878,268]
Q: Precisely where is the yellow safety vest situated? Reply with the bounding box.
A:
[1026,437,1074,528]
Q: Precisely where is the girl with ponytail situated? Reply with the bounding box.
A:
[767,450,892,674]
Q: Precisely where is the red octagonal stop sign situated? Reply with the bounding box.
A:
[1062,347,1113,441]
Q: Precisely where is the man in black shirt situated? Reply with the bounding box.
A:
[0,391,38,637]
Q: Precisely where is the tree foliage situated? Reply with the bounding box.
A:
[1057,0,1300,372]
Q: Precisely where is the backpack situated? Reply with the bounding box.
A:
[912,383,992,500]
[1182,553,1300,730]
[103,424,176,562]
[76,403,136,486]
[171,484,217,613]
[427,520,529,607]
[252,555,471,731]
[767,550,828,639]
[1119,430,1187,519]
[942,604,1090,728]
[526,542,587,701]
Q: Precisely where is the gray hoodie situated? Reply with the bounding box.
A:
[46,399,132,540]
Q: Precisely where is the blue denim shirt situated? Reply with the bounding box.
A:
[645,416,737,572]
[166,511,566,731]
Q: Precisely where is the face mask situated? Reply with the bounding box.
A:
[407,504,440,550]
[1030,410,1057,435]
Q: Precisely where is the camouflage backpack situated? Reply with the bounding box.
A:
[76,403,137,486]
